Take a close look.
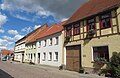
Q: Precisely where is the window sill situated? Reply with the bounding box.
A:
[100,27,110,30]
[91,61,109,64]
[42,59,45,61]
[55,44,58,45]
[54,60,58,62]
[48,60,52,61]
[73,34,80,36]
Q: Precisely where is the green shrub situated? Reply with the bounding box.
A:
[79,67,84,73]
[106,52,120,78]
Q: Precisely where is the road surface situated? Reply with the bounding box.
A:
[0,61,105,78]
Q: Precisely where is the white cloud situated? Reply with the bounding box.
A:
[34,25,41,29]
[61,18,68,22]
[8,42,14,45]
[13,14,31,22]
[14,34,24,40]
[1,0,88,20]
[0,29,5,33]
[0,34,21,50]
[2,36,13,41]
[21,26,33,34]
[0,39,8,49]
[0,13,7,28]
[1,0,51,16]
[8,30,18,35]
[0,39,8,45]
[0,46,7,49]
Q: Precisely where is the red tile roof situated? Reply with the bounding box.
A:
[1,50,14,55]
[26,21,66,43]
[26,24,48,43]
[65,0,120,25]
[36,21,66,40]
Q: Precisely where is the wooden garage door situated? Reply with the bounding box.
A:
[66,45,81,72]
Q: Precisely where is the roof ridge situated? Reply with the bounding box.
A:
[26,24,48,43]
[64,0,120,25]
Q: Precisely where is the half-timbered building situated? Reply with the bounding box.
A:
[63,0,120,73]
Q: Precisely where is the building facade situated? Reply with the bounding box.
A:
[63,0,120,73]
[14,37,26,62]
[36,22,66,67]
[24,24,48,63]
[1,50,14,61]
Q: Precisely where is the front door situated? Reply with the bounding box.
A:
[38,53,40,64]
[66,45,81,72]
[22,53,24,63]
[34,53,36,63]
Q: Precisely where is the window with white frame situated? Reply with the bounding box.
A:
[49,38,52,46]
[100,12,111,29]
[93,46,109,62]
[54,52,58,61]
[16,55,18,59]
[66,26,72,36]
[31,44,33,49]
[29,54,30,59]
[73,23,80,35]
[87,18,96,31]
[31,54,32,59]
[43,52,46,61]
[48,52,52,61]
[28,46,30,50]
[39,41,41,47]
[55,37,58,45]
[44,40,46,47]
[33,44,36,49]
[26,46,27,50]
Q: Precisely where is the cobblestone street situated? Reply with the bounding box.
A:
[0,61,105,78]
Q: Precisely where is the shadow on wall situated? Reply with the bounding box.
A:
[0,69,14,78]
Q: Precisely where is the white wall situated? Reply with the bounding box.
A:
[24,42,37,63]
[36,32,63,67]
[14,53,23,62]
[14,39,25,62]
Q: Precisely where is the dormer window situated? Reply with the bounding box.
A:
[87,18,96,31]
[73,23,80,35]
[66,26,72,36]
[100,13,111,29]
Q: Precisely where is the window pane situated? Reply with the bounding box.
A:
[66,26,72,36]
[43,53,46,61]
[106,19,111,27]
[55,52,58,61]
[49,52,52,61]
[100,13,111,29]
[55,37,58,45]
[87,18,95,31]
[93,46,109,61]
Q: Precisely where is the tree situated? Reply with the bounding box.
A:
[107,52,120,77]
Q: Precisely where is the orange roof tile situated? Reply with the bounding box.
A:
[36,21,66,40]
[26,24,48,43]
[26,21,66,43]
[1,50,14,55]
[65,0,120,25]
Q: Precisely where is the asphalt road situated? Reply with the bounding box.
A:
[0,61,105,78]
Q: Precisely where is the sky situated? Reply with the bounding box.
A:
[0,0,88,51]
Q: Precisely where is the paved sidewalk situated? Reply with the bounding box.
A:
[13,61,106,78]
[0,61,106,78]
